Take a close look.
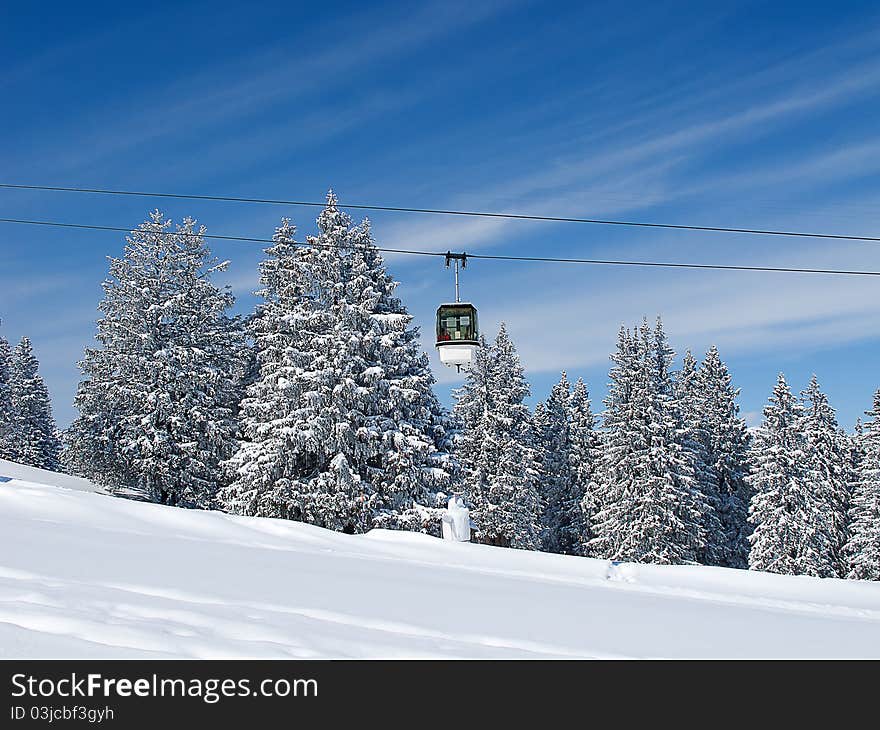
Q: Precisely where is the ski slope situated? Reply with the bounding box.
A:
[1,463,879,658]
[0,458,105,494]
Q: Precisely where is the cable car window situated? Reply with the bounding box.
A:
[436,305,477,342]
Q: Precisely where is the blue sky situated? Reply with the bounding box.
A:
[2,0,880,429]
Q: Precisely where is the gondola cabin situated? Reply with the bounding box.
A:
[435,302,479,368]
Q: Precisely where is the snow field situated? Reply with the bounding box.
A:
[1,471,879,658]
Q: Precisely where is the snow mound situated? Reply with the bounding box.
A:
[0,458,104,494]
[1,465,879,658]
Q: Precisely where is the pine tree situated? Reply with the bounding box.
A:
[220,194,451,533]
[454,324,541,550]
[450,334,491,528]
[0,329,13,460]
[587,326,634,559]
[220,209,377,530]
[345,219,452,528]
[532,400,547,455]
[680,346,753,568]
[570,377,600,555]
[6,337,61,470]
[292,200,390,531]
[850,418,865,485]
[537,372,587,554]
[675,349,725,566]
[799,376,850,577]
[700,347,753,568]
[748,374,814,575]
[844,419,865,572]
[844,390,880,580]
[65,211,246,507]
[218,219,325,521]
[590,319,708,564]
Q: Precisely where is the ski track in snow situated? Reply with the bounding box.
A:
[1,462,880,658]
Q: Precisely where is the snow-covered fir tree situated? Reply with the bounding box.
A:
[450,334,491,523]
[799,376,850,577]
[344,218,453,528]
[844,390,880,580]
[536,372,587,554]
[697,346,753,568]
[589,319,708,564]
[220,194,451,533]
[0,328,13,460]
[65,211,246,507]
[843,419,866,575]
[675,349,725,566]
[570,377,600,556]
[676,346,752,568]
[748,374,814,575]
[6,337,61,470]
[532,400,547,447]
[589,325,637,560]
[454,324,541,549]
[217,219,329,521]
[850,417,865,486]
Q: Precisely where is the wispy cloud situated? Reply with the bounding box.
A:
[6,0,523,178]
[0,272,88,304]
[484,240,880,376]
[380,28,880,257]
[682,136,880,210]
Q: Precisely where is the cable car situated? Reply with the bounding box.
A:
[435,252,479,370]
[436,302,479,368]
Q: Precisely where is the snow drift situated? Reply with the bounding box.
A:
[1,463,879,658]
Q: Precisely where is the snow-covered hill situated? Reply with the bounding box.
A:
[0,458,105,494]
[1,464,879,658]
